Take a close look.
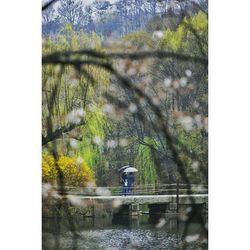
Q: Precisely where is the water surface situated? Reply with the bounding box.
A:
[43,215,207,249]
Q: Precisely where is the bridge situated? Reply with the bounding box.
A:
[75,194,208,205]
[72,193,208,217]
[54,183,208,218]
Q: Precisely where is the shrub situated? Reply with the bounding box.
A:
[42,153,96,187]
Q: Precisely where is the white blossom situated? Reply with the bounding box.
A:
[66,108,85,124]
[96,187,111,196]
[152,96,160,106]
[164,78,172,88]
[180,77,188,87]
[177,116,194,131]
[152,30,164,39]
[194,115,203,128]
[42,183,52,198]
[185,234,200,243]
[54,65,62,75]
[76,156,83,165]
[192,161,200,171]
[67,195,82,206]
[70,139,78,148]
[155,218,166,228]
[119,138,128,147]
[128,103,138,113]
[193,101,200,109]
[102,104,114,113]
[112,199,122,209]
[93,136,103,146]
[106,140,117,149]
[185,69,192,77]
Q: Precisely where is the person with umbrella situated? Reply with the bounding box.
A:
[122,172,129,195]
[121,167,138,195]
[127,173,135,194]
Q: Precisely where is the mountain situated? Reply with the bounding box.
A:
[42,0,208,36]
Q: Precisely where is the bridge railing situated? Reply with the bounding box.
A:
[49,183,208,196]
[109,183,208,196]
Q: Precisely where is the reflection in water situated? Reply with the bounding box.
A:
[43,215,207,250]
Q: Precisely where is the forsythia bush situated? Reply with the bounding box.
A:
[42,153,96,187]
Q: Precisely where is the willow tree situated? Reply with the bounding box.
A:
[42,24,111,184]
[134,137,159,185]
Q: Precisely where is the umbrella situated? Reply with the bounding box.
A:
[123,167,138,173]
[118,165,130,172]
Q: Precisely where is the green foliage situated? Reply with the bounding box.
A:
[42,24,110,134]
[43,24,103,54]
[185,11,208,31]
[161,11,208,55]
[78,107,108,170]
[175,126,208,184]
[122,31,154,48]
[163,26,185,51]
[134,137,159,185]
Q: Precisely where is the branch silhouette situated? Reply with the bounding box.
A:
[42,0,58,11]
[43,49,208,66]
[42,119,85,146]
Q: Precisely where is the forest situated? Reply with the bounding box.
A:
[42,0,208,189]
[42,0,208,35]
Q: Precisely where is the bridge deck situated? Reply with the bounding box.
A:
[71,194,208,205]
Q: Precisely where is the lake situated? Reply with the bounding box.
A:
[43,214,207,249]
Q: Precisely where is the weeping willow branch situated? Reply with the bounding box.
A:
[42,119,85,146]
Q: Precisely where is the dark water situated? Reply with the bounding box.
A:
[43,215,207,250]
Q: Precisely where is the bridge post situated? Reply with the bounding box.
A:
[130,203,140,216]
[113,203,140,217]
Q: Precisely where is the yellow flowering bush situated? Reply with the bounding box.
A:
[42,153,96,187]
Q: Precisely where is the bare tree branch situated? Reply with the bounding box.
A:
[42,0,59,11]
[42,120,85,146]
[43,49,208,66]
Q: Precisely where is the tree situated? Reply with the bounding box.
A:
[57,0,84,28]
[42,5,60,34]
